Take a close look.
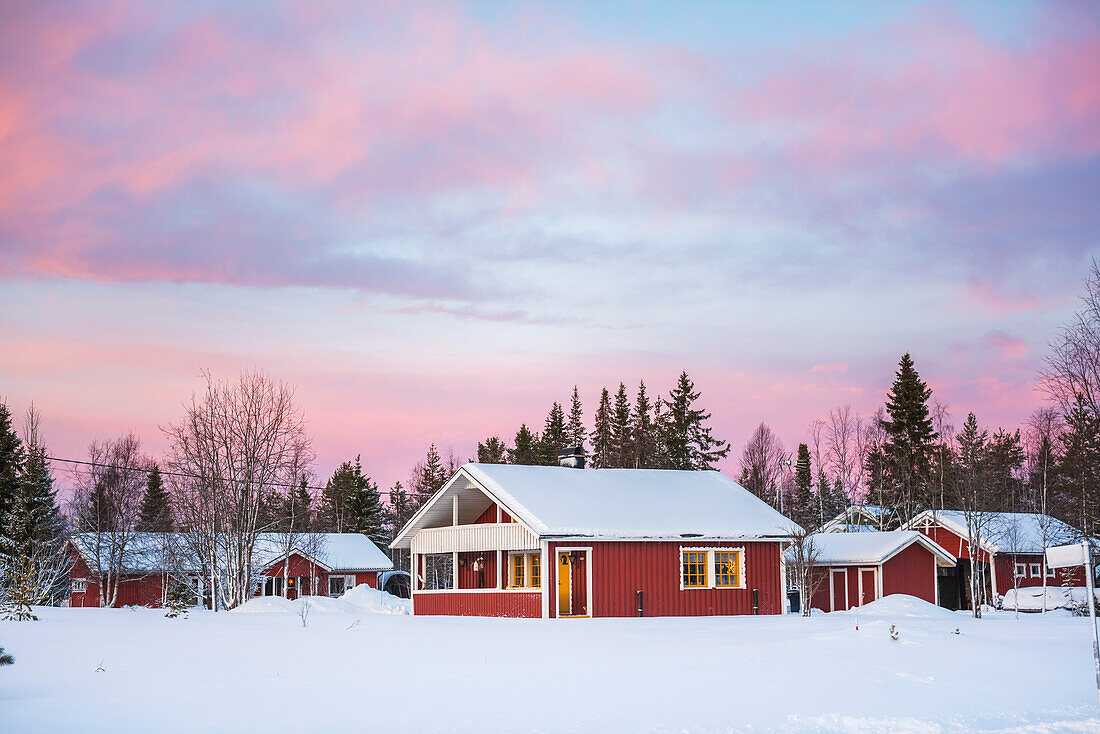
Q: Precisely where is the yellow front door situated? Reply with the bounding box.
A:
[557,552,571,616]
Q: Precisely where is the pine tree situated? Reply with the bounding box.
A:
[4,416,61,561]
[792,443,815,529]
[1058,396,1100,535]
[283,477,313,533]
[566,386,586,448]
[630,381,656,469]
[609,383,632,468]
[0,647,12,666]
[320,458,363,532]
[343,468,386,546]
[0,400,24,543]
[508,425,541,465]
[658,372,731,470]
[384,481,415,538]
[540,402,567,465]
[136,464,173,532]
[880,354,937,522]
[591,388,613,468]
[476,437,508,464]
[417,444,446,501]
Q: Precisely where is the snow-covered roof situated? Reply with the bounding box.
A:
[907,510,1081,555]
[392,463,800,547]
[70,533,393,574]
[819,505,887,533]
[787,531,956,566]
[254,533,393,572]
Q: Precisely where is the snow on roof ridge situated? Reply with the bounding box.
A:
[793,530,955,566]
[461,462,799,539]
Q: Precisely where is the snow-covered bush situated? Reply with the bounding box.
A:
[1,558,40,621]
[0,646,12,666]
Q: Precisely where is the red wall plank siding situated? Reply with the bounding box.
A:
[353,571,378,588]
[882,543,936,603]
[547,540,783,618]
[994,554,1082,595]
[915,525,991,564]
[413,591,541,617]
[457,550,497,589]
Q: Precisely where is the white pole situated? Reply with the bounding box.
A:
[1084,541,1100,710]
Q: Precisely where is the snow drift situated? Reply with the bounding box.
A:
[1001,586,1100,612]
[232,584,409,615]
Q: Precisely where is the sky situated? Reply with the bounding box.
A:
[1,1,1098,494]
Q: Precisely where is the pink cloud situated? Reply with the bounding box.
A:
[810,362,849,374]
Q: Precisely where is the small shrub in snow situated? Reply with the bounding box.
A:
[298,601,311,628]
[163,581,191,619]
[889,624,899,642]
[0,558,39,621]
[0,646,13,666]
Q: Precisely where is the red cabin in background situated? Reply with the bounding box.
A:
[66,532,394,608]
[390,455,798,618]
[906,510,1086,610]
[795,531,956,612]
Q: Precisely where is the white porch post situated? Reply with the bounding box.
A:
[452,550,459,590]
[496,550,503,589]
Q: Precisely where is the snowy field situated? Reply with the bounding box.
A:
[3,592,1100,734]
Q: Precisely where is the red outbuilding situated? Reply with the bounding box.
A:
[796,531,956,612]
[66,532,394,608]
[906,510,1086,610]
[390,454,798,618]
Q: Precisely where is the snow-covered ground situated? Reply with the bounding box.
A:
[1001,586,1100,613]
[3,593,1099,733]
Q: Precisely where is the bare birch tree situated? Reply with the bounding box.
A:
[826,405,857,498]
[785,528,826,617]
[738,423,786,510]
[163,371,314,610]
[1026,407,1064,614]
[1041,258,1100,416]
[69,433,147,607]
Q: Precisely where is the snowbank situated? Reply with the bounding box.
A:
[840,594,962,620]
[1001,586,1100,612]
[232,584,409,615]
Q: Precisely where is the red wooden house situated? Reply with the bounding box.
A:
[906,510,1087,610]
[67,532,393,608]
[795,531,956,612]
[389,460,799,618]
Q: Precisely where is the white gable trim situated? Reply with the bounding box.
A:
[389,467,542,549]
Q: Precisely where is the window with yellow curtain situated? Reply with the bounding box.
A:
[713,550,742,588]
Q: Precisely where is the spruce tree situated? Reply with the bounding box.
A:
[343,466,385,546]
[417,444,446,501]
[4,432,62,561]
[1058,396,1100,535]
[540,402,567,465]
[609,383,632,468]
[0,400,24,541]
[630,381,656,469]
[792,443,815,529]
[591,388,613,468]
[476,437,508,464]
[137,464,173,532]
[384,481,416,541]
[508,425,540,465]
[658,372,731,470]
[566,386,586,447]
[880,353,937,522]
[283,476,313,533]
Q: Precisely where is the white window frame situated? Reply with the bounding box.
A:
[1015,562,1027,578]
[508,551,541,589]
[71,578,87,593]
[1029,563,1041,578]
[678,547,746,591]
[1046,565,1056,579]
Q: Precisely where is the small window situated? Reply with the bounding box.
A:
[1029,563,1041,578]
[682,551,708,588]
[1015,563,1027,578]
[1046,565,1056,578]
[511,554,525,588]
[714,550,743,588]
[329,575,346,597]
[529,553,541,588]
[71,579,87,593]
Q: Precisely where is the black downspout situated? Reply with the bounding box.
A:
[637,590,644,617]
[752,588,759,615]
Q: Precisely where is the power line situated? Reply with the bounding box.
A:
[44,455,396,496]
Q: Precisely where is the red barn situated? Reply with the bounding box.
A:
[907,510,1086,610]
[796,531,956,612]
[67,532,393,608]
[390,460,798,618]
